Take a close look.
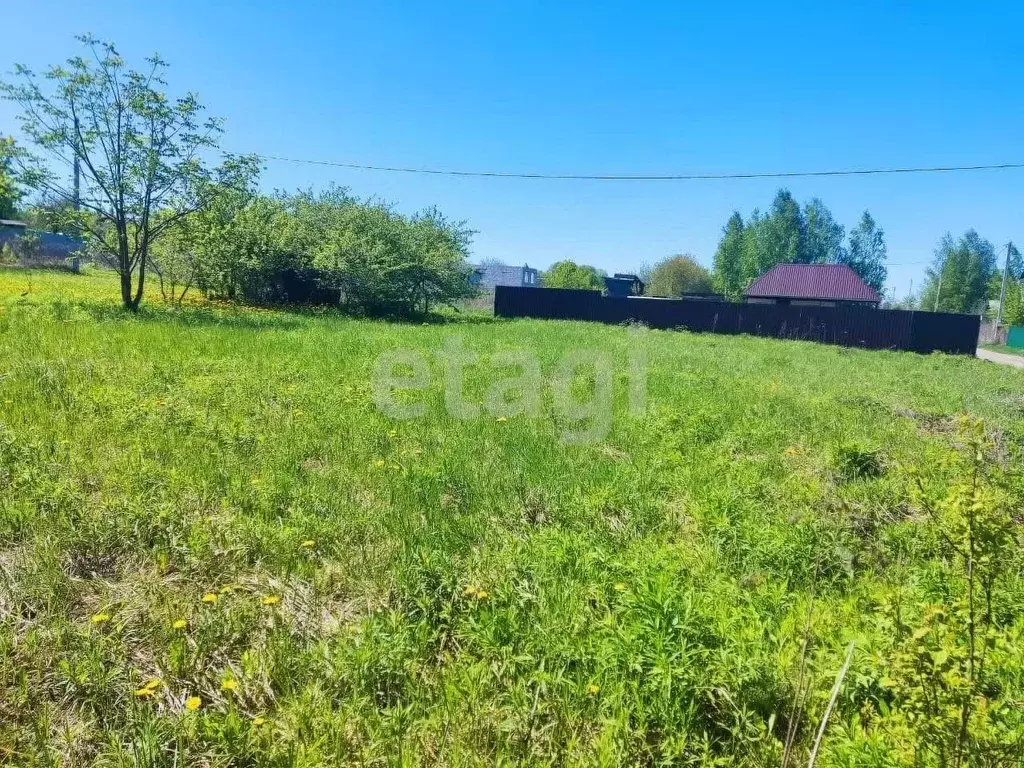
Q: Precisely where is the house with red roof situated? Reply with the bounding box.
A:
[744,263,880,308]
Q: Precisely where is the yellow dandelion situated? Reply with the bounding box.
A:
[587,683,600,696]
[221,679,238,692]
[463,585,478,596]
[475,590,489,600]
[201,593,218,604]
[300,539,315,548]
[90,613,111,624]
[134,686,156,697]
[253,716,267,726]
[172,619,188,630]
[614,583,626,592]
[262,595,281,606]
[185,696,202,711]
[142,678,163,691]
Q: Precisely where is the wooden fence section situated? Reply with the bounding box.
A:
[494,287,980,355]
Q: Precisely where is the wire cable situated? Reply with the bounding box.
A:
[228,152,1024,182]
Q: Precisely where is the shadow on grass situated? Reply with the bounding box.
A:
[81,300,315,331]
[15,295,500,332]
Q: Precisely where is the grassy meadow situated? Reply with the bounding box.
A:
[1,268,1023,766]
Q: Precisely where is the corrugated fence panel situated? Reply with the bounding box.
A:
[493,287,980,355]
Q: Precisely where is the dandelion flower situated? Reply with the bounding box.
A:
[201,593,218,604]
[262,595,281,606]
[90,613,112,624]
[134,686,156,697]
[185,696,202,711]
[221,679,238,692]
[253,716,267,726]
[300,539,315,548]
[142,678,163,691]
[614,583,626,592]
[587,684,600,696]
[463,585,478,596]
[172,619,188,630]
[475,590,489,600]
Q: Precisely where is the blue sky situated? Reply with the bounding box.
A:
[2,1,1022,297]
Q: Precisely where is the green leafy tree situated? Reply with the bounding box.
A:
[761,189,804,266]
[1,35,237,310]
[289,187,475,315]
[986,243,1023,323]
[0,137,23,219]
[647,253,714,297]
[541,260,605,290]
[921,231,997,314]
[739,209,766,286]
[802,198,846,264]
[1001,281,1023,326]
[840,211,887,293]
[715,193,889,297]
[713,212,746,298]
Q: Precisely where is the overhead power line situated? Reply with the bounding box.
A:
[229,152,1024,182]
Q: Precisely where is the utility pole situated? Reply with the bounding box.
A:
[72,116,81,215]
[995,241,1013,327]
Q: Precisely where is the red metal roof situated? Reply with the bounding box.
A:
[744,263,880,303]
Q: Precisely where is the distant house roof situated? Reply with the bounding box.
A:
[472,263,538,288]
[0,220,27,228]
[745,263,880,303]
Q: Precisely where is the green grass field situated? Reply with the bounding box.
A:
[2,269,1023,766]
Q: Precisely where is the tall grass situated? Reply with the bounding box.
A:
[0,269,1022,766]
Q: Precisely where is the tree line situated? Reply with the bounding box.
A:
[2,37,1019,320]
[0,36,476,315]
[712,190,887,299]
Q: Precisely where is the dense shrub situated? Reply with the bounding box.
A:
[647,253,715,297]
[152,183,477,316]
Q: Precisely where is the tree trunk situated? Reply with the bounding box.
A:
[130,243,148,311]
[119,235,134,310]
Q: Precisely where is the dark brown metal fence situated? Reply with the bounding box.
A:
[494,287,980,355]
